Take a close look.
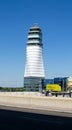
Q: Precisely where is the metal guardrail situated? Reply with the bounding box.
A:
[46,91,72,97]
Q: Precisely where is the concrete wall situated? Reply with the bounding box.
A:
[0,92,72,113]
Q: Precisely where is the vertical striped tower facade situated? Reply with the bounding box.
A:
[24,25,45,92]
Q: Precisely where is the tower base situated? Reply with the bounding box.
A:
[24,77,44,92]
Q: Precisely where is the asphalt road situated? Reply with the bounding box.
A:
[0,105,72,130]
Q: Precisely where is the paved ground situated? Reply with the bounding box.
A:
[0,92,72,113]
[0,105,72,130]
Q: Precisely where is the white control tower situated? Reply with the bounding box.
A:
[24,24,45,92]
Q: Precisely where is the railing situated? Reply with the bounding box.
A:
[45,91,72,97]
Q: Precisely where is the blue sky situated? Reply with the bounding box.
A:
[0,0,72,87]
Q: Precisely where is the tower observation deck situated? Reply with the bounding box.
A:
[24,25,45,92]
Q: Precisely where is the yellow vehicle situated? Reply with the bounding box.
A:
[46,84,61,92]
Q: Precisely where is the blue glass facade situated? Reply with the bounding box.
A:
[42,79,54,90]
[54,77,68,91]
[42,77,68,92]
[24,77,44,92]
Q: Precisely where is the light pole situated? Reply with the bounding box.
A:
[62,79,64,92]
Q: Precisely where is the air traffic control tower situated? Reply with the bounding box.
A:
[24,24,45,92]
